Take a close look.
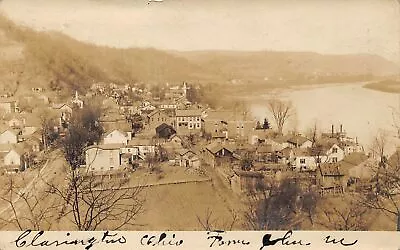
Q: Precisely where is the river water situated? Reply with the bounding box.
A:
[247,82,400,154]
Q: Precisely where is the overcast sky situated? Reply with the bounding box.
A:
[1,0,399,64]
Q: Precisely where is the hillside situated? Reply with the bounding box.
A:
[0,14,398,94]
[0,14,223,94]
[174,50,399,84]
[363,78,400,93]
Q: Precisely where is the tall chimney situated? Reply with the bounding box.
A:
[340,124,343,133]
[331,125,334,135]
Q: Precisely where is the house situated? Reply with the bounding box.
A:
[100,111,131,132]
[248,129,276,145]
[0,144,24,173]
[254,144,275,163]
[202,110,256,140]
[146,109,174,129]
[0,127,18,144]
[6,113,25,128]
[287,135,312,148]
[175,109,202,135]
[85,144,125,172]
[156,123,176,139]
[289,148,317,171]
[340,141,364,155]
[176,149,201,169]
[316,163,346,196]
[266,135,291,151]
[322,142,345,163]
[103,129,132,145]
[51,103,73,127]
[203,142,239,167]
[0,99,18,114]
[126,137,156,159]
[335,152,373,191]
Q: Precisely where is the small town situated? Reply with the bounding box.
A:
[0,0,399,234]
[0,79,398,231]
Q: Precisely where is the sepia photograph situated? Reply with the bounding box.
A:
[0,0,399,232]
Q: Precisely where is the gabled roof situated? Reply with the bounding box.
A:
[175,109,202,117]
[128,137,154,146]
[104,129,128,138]
[178,149,196,157]
[205,142,235,154]
[287,135,310,145]
[86,143,124,151]
[156,123,175,133]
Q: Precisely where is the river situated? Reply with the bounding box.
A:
[247,82,400,155]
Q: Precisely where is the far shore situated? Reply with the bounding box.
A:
[363,79,400,94]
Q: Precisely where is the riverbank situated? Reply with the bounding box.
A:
[363,79,400,94]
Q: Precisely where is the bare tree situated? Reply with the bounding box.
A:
[316,196,372,231]
[0,176,56,230]
[196,207,239,231]
[352,131,400,231]
[267,98,294,134]
[37,108,59,151]
[46,167,144,231]
[46,102,145,231]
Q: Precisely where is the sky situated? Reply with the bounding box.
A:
[0,0,399,64]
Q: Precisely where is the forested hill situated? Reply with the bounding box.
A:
[0,14,398,95]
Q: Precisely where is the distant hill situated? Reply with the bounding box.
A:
[0,15,222,94]
[0,14,398,95]
[173,50,400,83]
[363,79,400,93]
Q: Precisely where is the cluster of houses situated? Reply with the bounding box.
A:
[0,81,383,198]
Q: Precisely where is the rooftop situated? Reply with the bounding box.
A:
[175,109,202,117]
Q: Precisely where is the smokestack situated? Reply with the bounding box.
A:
[340,124,343,133]
[356,137,358,144]
[331,125,334,135]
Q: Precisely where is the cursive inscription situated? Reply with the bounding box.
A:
[141,232,184,247]
[260,231,311,249]
[207,230,251,247]
[14,230,126,250]
[325,235,358,246]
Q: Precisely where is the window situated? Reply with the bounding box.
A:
[332,147,338,153]
[316,158,321,163]
[196,117,200,121]
[332,157,338,163]
[196,124,200,128]
[300,159,306,164]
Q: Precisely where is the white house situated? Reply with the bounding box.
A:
[85,144,123,172]
[0,129,18,144]
[290,143,346,171]
[103,130,132,145]
[175,109,202,135]
[4,149,21,166]
[127,137,155,159]
[289,148,317,171]
[325,143,345,163]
